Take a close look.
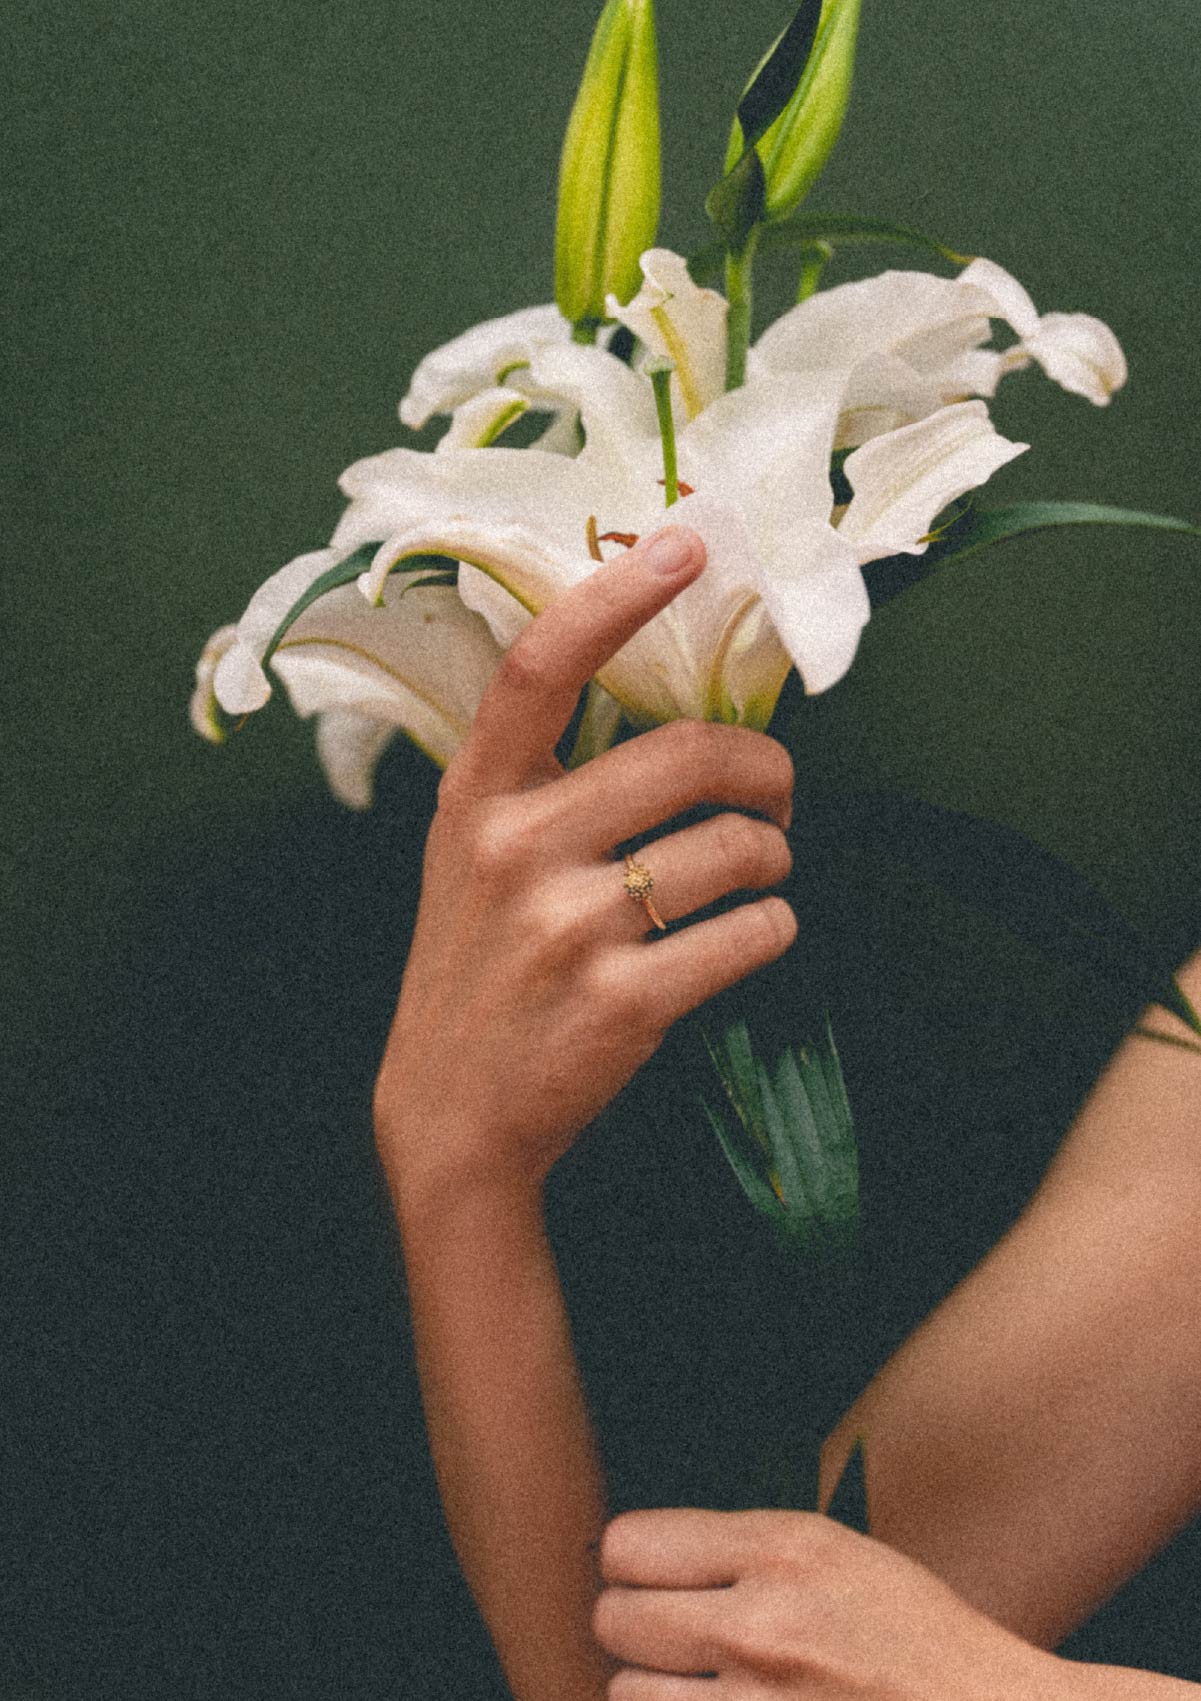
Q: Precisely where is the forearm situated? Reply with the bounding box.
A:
[821,957,1201,1647]
[387,1161,611,1701]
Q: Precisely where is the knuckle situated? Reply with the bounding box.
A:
[713,809,762,870]
[661,716,722,767]
[585,953,659,1033]
[771,1509,833,1570]
[463,803,529,883]
[492,634,550,699]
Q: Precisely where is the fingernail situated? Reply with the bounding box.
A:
[643,526,702,577]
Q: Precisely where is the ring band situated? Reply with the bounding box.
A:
[623,854,667,931]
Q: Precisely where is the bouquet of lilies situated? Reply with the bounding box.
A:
[192,0,1200,1259]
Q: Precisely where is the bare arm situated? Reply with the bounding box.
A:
[374,526,798,1701]
[820,951,1201,1647]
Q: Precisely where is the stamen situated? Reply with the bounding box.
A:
[645,357,680,508]
[598,531,640,548]
[585,514,604,562]
[658,479,695,498]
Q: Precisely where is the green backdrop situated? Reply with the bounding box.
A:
[6,1,1201,1694]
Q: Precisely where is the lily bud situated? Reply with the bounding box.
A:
[555,0,661,326]
[724,0,861,225]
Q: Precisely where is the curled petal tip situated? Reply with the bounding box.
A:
[213,639,273,717]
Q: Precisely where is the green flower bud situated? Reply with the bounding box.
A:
[724,0,861,225]
[555,0,661,327]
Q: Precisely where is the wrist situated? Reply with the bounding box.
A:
[380,1137,547,1242]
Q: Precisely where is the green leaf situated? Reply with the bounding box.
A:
[763,210,971,264]
[735,0,824,150]
[689,212,970,286]
[864,501,1201,612]
[701,1013,860,1258]
[704,148,766,252]
[258,544,457,674]
[793,789,1198,1029]
[825,1435,870,1532]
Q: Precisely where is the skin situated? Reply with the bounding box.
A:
[374,525,1201,1700]
[594,1508,1201,1698]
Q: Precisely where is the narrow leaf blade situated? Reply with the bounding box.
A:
[865,501,1201,612]
[689,212,968,285]
[736,0,824,149]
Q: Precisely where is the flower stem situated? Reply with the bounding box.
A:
[724,232,759,391]
[647,360,679,506]
[571,318,601,346]
[796,239,834,302]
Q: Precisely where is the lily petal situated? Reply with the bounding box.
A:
[1021,311,1128,406]
[754,517,870,696]
[606,247,729,421]
[524,343,659,490]
[838,400,1028,564]
[436,386,531,452]
[399,303,570,429]
[757,260,1125,441]
[214,548,340,715]
[679,367,847,538]
[314,712,401,810]
[190,623,239,741]
[757,268,993,378]
[270,580,503,778]
[339,444,603,575]
[954,257,1041,338]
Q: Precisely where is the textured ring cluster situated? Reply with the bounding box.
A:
[623,854,667,931]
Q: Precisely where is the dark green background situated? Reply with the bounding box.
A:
[5,1,1201,1694]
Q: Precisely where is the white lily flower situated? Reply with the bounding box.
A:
[204,247,1035,797]
[756,256,1126,446]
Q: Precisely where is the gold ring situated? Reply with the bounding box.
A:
[623,853,667,931]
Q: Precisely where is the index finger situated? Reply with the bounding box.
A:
[600,1509,782,1589]
[452,525,704,792]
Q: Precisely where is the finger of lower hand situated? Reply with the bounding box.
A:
[593,1586,726,1676]
[450,527,704,794]
[617,896,798,1027]
[601,1510,770,1589]
[553,721,795,852]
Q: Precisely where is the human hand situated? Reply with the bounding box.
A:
[373,526,797,1202]
[594,1508,1066,1699]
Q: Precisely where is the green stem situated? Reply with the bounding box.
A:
[796,239,834,302]
[723,231,759,391]
[647,362,679,506]
[571,318,601,345]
